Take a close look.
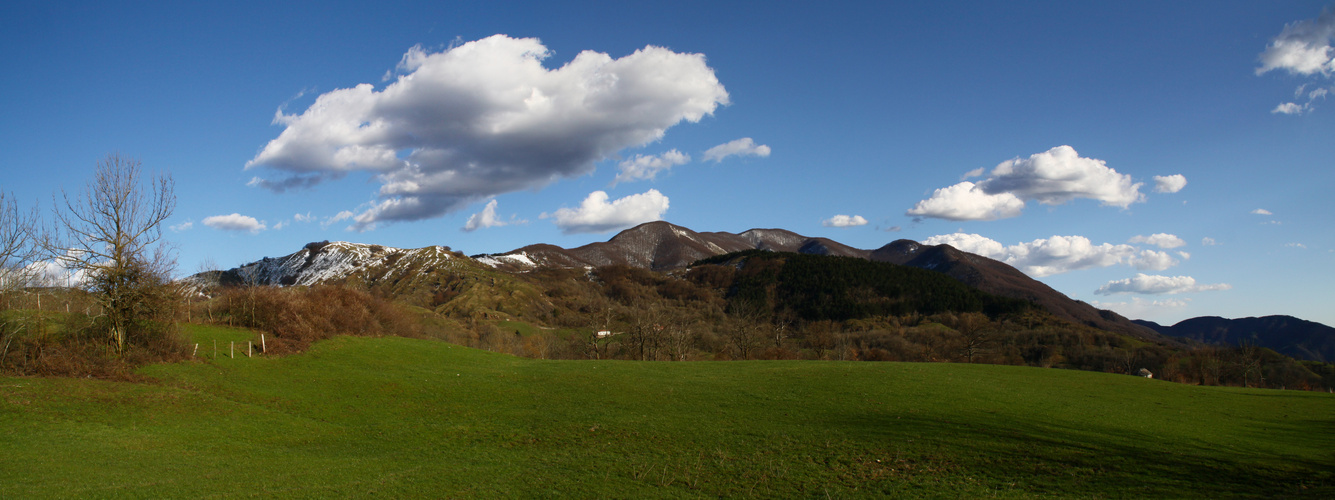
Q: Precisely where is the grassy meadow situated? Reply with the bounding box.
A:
[2,325,1332,498]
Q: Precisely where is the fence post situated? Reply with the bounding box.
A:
[248,341,252,357]
[261,334,266,353]
[230,341,234,359]
[193,343,198,358]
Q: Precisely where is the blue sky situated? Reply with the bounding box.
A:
[2,1,1332,326]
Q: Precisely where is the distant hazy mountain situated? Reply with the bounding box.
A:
[1134,316,1335,362]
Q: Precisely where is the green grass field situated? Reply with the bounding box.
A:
[2,325,1332,498]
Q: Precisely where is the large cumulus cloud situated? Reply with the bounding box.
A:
[246,35,729,231]
[908,146,1150,221]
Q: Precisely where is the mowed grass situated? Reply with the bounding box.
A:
[2,326,1333,498]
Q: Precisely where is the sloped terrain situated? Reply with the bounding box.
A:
[870,240,1163,341]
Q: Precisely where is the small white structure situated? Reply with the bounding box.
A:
[1136,368,1153,379]
[596,330,613,338]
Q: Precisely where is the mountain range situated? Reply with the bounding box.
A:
[1135,316,1335,362]
[195,221,1173,341]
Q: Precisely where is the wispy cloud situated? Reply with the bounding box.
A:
[1095,274,1232,295]
[462,199,527,232]
[702,137,771,163]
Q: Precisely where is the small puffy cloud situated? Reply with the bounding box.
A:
[702,137,771,163]
[1129,233,1186,249]
[203,213,267,233]
[169,220,193,232]
[923,233,1183,277]
[1201,237,1218,246]
[906,181,1025,221]
[246,35,728,231]
[462,199,527,232]
[544,189,669,234]
[1095,273,1232,295]
[293,212,315,223]
[1251,208,1273,215]
[961,167,985,180]
[822,215,868,228]
[1152,174,1187,193]
[1286,242,1307,249]
[908,146,1143,221]
[613,149,690,185]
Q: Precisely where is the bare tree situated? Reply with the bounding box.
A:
[952,312,993,363]
[0,191,40,295]
[664,316,696,361]
[624,302,667,360]
[45,155,176,354]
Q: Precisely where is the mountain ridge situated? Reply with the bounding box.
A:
[195,220,1167,340]
[1135,315,1335,362]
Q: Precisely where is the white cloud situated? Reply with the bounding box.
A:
[1251,208,1273,215]
[322,210,355,229]
[1257,8,1335,76]
[822,215,868,228]
[908,146,1143,221]
[203,213,267,233]
[1094,274,1232,295]
[1201,237,1218,246]
[544,189,670,234]
[246,35,728,231]
[961,167,985,180]
[1131,249,1178,272]
[1152,174,1187,193]
[1272,102,1310,114]
[169,220,193,232]
[23,249,91,288]
[1257,8,1335,114]
[702,137,771,163]
[613,149,690,185]
[906,181,1025,221]
[1286,242,1307,249]
[462,199,526,232]
[1129,233,1186,249]
[293,212,314,223]
[922,233,1182,277]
